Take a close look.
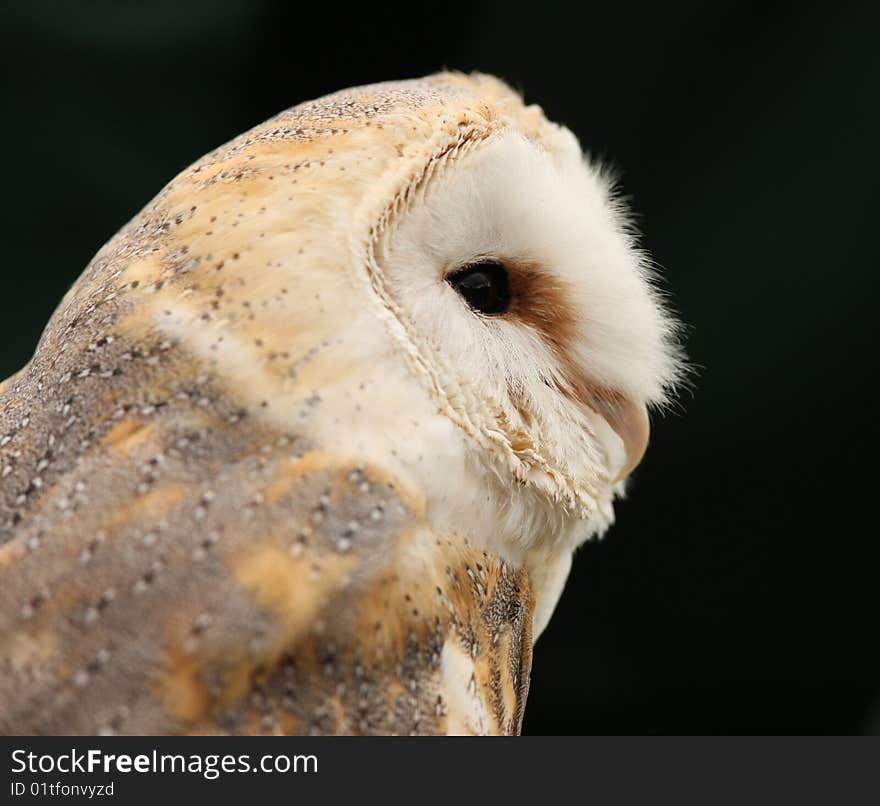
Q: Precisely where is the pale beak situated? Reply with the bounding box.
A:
[588,393,651,482]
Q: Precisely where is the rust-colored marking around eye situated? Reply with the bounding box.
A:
[504,259,598,410]
[506,260,581,364]
[504,259,650,478]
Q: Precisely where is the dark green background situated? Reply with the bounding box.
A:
[1,1,877,734]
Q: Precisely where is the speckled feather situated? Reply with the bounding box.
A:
[0,74,544,735]
[0,72,681,735]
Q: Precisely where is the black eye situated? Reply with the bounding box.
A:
[446,261,511,316]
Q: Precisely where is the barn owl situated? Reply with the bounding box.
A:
[0,73,682,735]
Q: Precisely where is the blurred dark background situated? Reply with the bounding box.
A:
[1,1,877,734]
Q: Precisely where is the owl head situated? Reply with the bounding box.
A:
[49,72,683,635]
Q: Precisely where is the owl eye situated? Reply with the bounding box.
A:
[447,261,511,316]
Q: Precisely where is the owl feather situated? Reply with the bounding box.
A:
[0,73,681,735]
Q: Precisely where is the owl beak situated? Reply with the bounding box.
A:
[588,393,651,482]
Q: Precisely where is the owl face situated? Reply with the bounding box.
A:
[378,128,679,513]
